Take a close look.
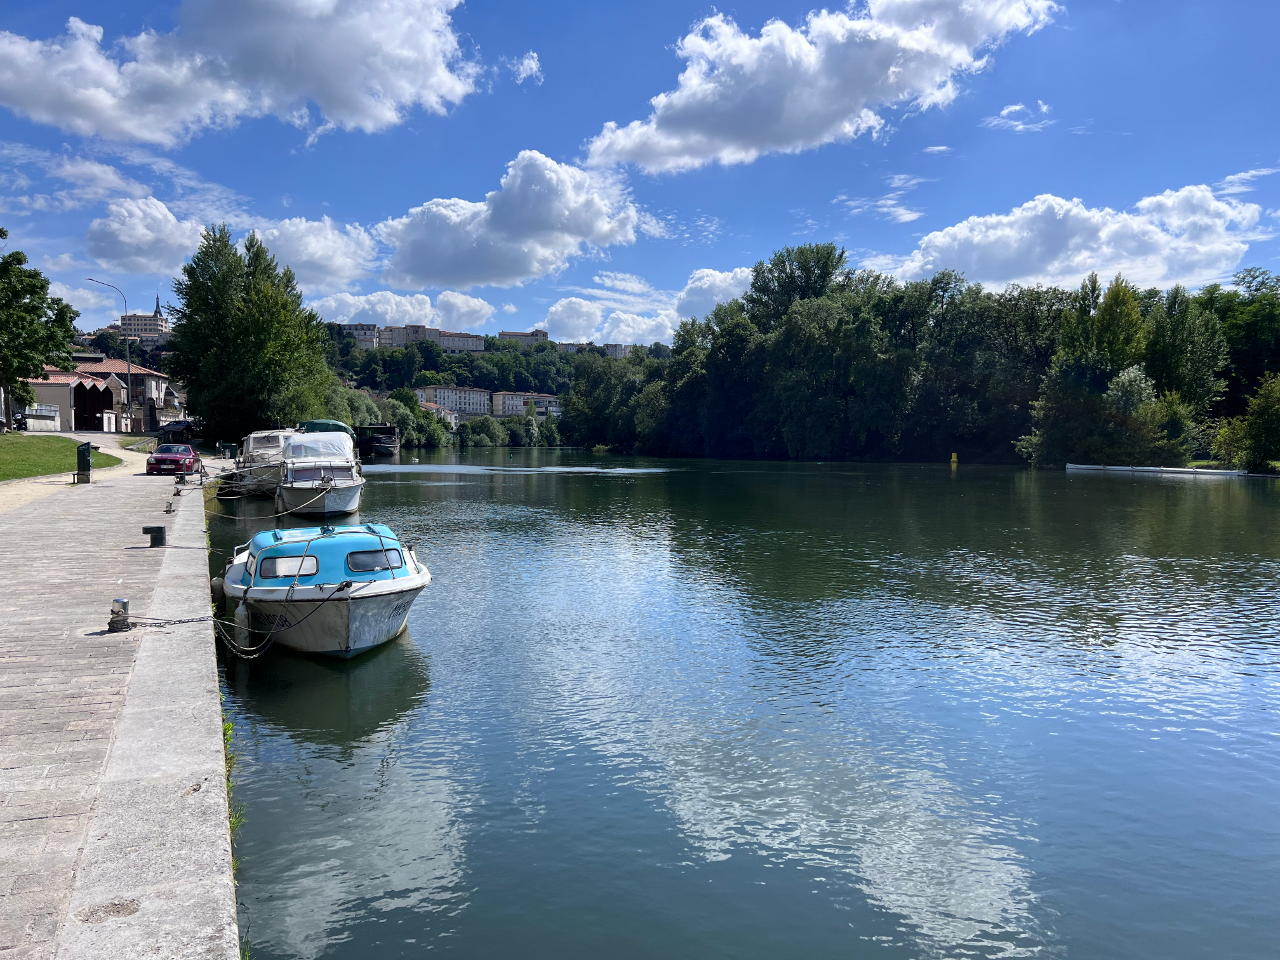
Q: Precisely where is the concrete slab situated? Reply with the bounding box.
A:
[0,448,237,959]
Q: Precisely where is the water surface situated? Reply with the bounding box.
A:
[212,451,1280,959]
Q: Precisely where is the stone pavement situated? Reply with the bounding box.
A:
[0,437,238,958]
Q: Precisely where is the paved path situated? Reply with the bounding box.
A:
[0,437,237,958]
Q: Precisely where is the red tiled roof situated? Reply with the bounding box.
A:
[27,368,108,386]
[73,358,167,378]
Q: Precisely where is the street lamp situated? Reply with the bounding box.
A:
[86,279,134,433]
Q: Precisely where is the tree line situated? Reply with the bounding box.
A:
[557,244,1280,470]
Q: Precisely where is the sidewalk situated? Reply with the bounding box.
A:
[0,444,238,958]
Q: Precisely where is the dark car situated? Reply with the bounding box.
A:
[146,443,202,476]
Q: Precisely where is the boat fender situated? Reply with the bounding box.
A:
[211,577,226,610]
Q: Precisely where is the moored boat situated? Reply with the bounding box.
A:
[275,432,365,515]
[356,423,400,456]
[234,428,296,496]
[222,524,431,658]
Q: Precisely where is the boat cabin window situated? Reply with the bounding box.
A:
[291,466,354,481]
[346,548,403,573]
[259,555,319,578]
[246,553,257,577]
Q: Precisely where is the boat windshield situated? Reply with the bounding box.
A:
[346,548,403,573]
[259,555,319,578]
[291,466,354,481]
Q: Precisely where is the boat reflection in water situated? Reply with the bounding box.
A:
[222,638,470,959]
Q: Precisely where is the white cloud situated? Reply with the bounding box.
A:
[86,196,204,273]
[0,1,477,147]
[923,146,952,155]
[674,266,751,319]
[507,51,543,85]
[981,100,1053,132]
[48,281,115,309]
[49,158,149,208]
[309,290,437,326]
[869,184,1264,287]
[547,266,752,345]
[587,1,1057,173]
[250,216,376,295]
[1214,167,1280,196]
[501,303,517,314]
[377,150,639,288]
[542,297,604,342]
[307,288,495,330]
[839,174,928,224]
[434,289,494,329]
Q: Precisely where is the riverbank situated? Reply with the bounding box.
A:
[0,435,123,482]
[0,446,238,958]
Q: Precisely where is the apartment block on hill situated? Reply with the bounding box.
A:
[119,297,171,347]
[415,385,491,416]
[491,391,561,419]
[497,330,549,349]
[346,324,485,354]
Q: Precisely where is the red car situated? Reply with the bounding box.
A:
[147,443,202,476]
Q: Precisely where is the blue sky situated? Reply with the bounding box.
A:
[1,0,1277,343]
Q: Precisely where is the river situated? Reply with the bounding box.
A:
[209,450,1280,959]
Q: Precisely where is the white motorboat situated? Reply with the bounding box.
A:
[234,428,295,496]
[221,524,431,658]
[274,432,365,516]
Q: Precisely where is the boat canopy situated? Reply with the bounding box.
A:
[297,419,356,437]
[241,524,409,585]
[242,430,293,455]
[284,432,355,461]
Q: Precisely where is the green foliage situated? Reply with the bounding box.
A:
[1144,286,1227,410]
[0,227,78,426]
[1240,373,1280,471]
[1060,273,1146,371]
[167,227,331,442]
[388,387,421,414]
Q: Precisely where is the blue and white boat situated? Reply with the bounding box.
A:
[222,524,431,658]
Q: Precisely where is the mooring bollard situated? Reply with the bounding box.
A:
[108,598,132,632]
[143,525,167,547]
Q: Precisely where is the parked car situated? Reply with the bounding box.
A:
[146,443,202,476]
[159,420,198,443]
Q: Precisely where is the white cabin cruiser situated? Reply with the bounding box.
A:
[234,428,296,496]
[275,432,365,516]
[222,524,431,658]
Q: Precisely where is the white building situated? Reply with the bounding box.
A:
[416,385,491,416]
[119,297,171,347]
[491,391,561,419]
[380,324,439,349]
[556,341,587,354]
[604,343,643,359]
[347,323,380,350]
[439,331,485,354]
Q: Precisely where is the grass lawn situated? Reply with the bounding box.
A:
[0,434,124,481]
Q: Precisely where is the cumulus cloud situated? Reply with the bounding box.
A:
[307,288,495,329]
[48,281,115,309]
[0,1,477,146]
[377,150,639,288]
[869,184,1264,287]
[250,216,377,294]
[980,100,1053,132]
[547,266,752,345]
[308,290,437,326]
[86,196,204,273]
[434,289,494,329]
[674,266,752,319]
[542,297,604,342]
[506,52,543,85]
[587,1,1057,173]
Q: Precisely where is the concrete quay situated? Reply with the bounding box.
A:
[0,435,238,959]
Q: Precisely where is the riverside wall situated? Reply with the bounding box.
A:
[0,438,238,959]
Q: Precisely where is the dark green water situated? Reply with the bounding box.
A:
[211,451,1280,959]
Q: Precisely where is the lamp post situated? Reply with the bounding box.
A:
[86,279,134,433]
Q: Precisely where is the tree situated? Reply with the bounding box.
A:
[167,227,332,441]
[0,228,77,428]
[743,243,850,333]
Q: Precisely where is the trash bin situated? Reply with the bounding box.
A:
[75,441,92,484]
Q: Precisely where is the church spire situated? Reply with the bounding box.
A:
[154,295,162,317]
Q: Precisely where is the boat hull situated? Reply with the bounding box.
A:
[234,581,426,658]
[275,477,365,515]
[236,461,285,496]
